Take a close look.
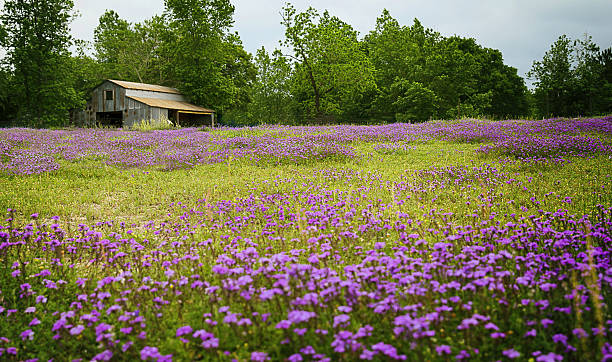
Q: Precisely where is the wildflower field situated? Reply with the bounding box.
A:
[0,118,611,361]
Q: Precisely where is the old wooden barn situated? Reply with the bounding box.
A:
[72,80,215,128]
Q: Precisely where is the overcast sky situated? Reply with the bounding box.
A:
[48,0,612,87]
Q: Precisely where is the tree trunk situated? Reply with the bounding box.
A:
[295,44,322,119]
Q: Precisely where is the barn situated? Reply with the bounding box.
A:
[73,80,215,128]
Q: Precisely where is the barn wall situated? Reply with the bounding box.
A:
[124,105,150,128]
[125,89,187,102]
[152,107,160,121]
[123,105,171,128]
[90,81,129,113]
[160,108,168,120]
[91,81,126,113]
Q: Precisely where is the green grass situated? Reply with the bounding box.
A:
[1,133,611,361]
[2,141,609,226]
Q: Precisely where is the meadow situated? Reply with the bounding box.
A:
[0,117,611,361]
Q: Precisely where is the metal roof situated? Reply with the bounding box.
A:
[107,80,182,95]
[128,96,215,113]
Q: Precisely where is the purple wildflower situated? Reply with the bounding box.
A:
[140,346,161,360]
[251,351,270,361]
[20,329,34,341]
[176,325,193,337]
[436,345,451,355]
[503,349,521,359]
[70,325,85,336]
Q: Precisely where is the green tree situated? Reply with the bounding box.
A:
[70,41,105,105]
[434,37,527,118]
[281,3,376,122]
[389,80,439,122]
[596,47,612,113]
[529,34,611,117]
[0,0,81,127]
[366,10,527,121]
[528,35,576,117]
[0,67,17,126]
[246,47,294,124]
[573,34,606,115]
[163,0,255,115]
[425,36,480,118]
[94,11,171,85]
[365,11,440,120]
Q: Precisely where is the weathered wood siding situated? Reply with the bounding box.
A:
[123,104,169,128]
[125,89,186,102]
[124,102,148,128]
[91,81,127,113]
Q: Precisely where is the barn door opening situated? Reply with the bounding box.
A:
[96,111,123,127]
[178,112,213,127]
[168,110,179,126]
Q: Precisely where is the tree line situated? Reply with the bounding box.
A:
[0,0,610,128]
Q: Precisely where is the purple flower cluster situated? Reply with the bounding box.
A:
[1,117,610,175]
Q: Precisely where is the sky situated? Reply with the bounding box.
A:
[19,0,612,88]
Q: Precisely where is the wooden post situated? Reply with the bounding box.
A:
[211,113,215,128]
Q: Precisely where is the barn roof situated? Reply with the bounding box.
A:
[128,96,215,114]
[108,80,182,95]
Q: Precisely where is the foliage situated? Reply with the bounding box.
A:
[130,118,177,131]
[365,11,528,121]
[94,11,171,85]
[0,0,82,127]
[1,2,609,128]
[245,48,295,125]
[529,34,612,117]
[163,0,255,116]
[0,67,17,127]
[383,80,439,122]
[69,42,106,109]
[529,35,576,117]
[281,4,376,122]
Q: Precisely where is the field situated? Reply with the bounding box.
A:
[0,118,611,361]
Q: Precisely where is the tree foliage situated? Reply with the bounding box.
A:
[2,1,609,127]
[94,11,171,85]
[163,0,255,115]
[529,34,612,117]
[246,47,294,124]
[281,4,376,121]
[364,10,527,121]
[0,0,81,127]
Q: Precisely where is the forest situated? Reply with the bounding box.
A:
[0,0,611,128]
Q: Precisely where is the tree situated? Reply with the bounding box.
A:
[388,80,439,122]
[528,35,576,117]
[597,47,612,113]
[424,36,480,118]
[573,34,605,114]
[281,4,376,121]
[0,0,81,127]
[246,47,294,124]
[529,34,611,117]
[70,41,105,105]
[365,10,527,121]
[0,67,17,126]
[365,11,441,121]
[94,11,171,85]
[163,0,255,115]
[436,37,527,118]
